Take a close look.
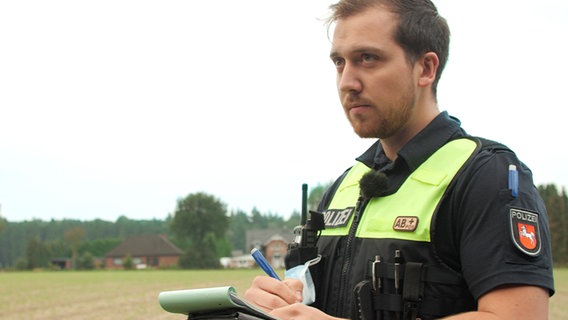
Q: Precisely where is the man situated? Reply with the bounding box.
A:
[244,0,554,319]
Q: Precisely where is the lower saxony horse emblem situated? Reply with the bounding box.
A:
[509,208,541,256]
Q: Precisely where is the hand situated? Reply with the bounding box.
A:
[244,276,303,312]
[270,303,347,320]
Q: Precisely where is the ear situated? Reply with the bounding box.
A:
[417,52,439,88]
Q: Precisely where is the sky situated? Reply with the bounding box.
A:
[1,0,567,222]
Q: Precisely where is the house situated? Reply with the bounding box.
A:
[51,257,73,269]
[246,229,294,269]
[105,234,183,269]
[50,257,104,269]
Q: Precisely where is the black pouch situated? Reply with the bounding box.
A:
[353,280,375,320]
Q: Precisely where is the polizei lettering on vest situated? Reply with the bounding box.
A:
[323,208,354,228]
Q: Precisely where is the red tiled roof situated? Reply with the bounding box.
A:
[106,234,183,257]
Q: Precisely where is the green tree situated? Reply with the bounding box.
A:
[64,226,86,270]
[15,257,27,270]
[227,210,251,252]
[308,181,333,211]
[539,184,568,265]
[25,236,51,269]
[171,192,229,269]
[178,232,221,269]
[214,235,232,257]
[250,207,268,229]
[123,254,135,270]
[78,238,121,257]
[78,251,95,270]
[285,211,302,228]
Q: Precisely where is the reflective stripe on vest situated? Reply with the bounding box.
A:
[321,138,478,240]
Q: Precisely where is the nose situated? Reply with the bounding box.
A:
[337,63,362,94]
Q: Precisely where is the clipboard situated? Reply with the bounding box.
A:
[159,286,279,320]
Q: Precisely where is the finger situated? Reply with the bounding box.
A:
[254,276,300,303]
[282,278,304,303]
[244,276,294,310]
[244,287,288,312]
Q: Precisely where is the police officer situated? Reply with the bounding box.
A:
[244,1,554,319]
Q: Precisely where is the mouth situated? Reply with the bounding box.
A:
[348,104,368,110]
[346,103,371,115]
[345,95,372,110]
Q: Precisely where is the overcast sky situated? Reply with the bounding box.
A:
[1,0,567,222]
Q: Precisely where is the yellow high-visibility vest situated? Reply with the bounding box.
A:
[322,138,478,241]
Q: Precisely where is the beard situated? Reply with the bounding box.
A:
[346,84,417,139]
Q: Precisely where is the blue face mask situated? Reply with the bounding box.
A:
[284,255,321,305]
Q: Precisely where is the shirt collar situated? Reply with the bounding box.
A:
[356,111,466,171]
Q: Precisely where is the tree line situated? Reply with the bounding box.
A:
[0,183,566,269]
[0,216,169,269]
[539,184,568,265]
[0,182,327,269]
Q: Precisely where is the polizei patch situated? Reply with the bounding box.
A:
[323,208,354,228]
[509,208,541,256]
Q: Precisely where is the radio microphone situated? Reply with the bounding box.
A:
[359,170,388,199]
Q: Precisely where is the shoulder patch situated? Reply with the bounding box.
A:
[509,208,541,256]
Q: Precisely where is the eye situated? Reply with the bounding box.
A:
[331,57,345,69]
[360,53,377,64]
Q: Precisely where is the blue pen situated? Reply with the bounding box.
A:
[251,248,281,280]
[508,164,518,198]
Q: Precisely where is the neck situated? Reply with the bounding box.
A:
[380,102,440,160]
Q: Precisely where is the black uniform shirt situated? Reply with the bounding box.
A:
[320,111,554,302]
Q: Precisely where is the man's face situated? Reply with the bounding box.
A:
[330,6,420,139]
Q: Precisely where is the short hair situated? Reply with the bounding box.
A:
[326,0,450,97]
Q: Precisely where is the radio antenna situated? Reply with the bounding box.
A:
[301,183,308,225]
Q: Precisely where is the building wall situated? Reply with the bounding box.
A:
[265,239,288,269]
[228,255,255,268]
[158,255,179,268]
[105,255,179,269]
[105,257,120,269]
